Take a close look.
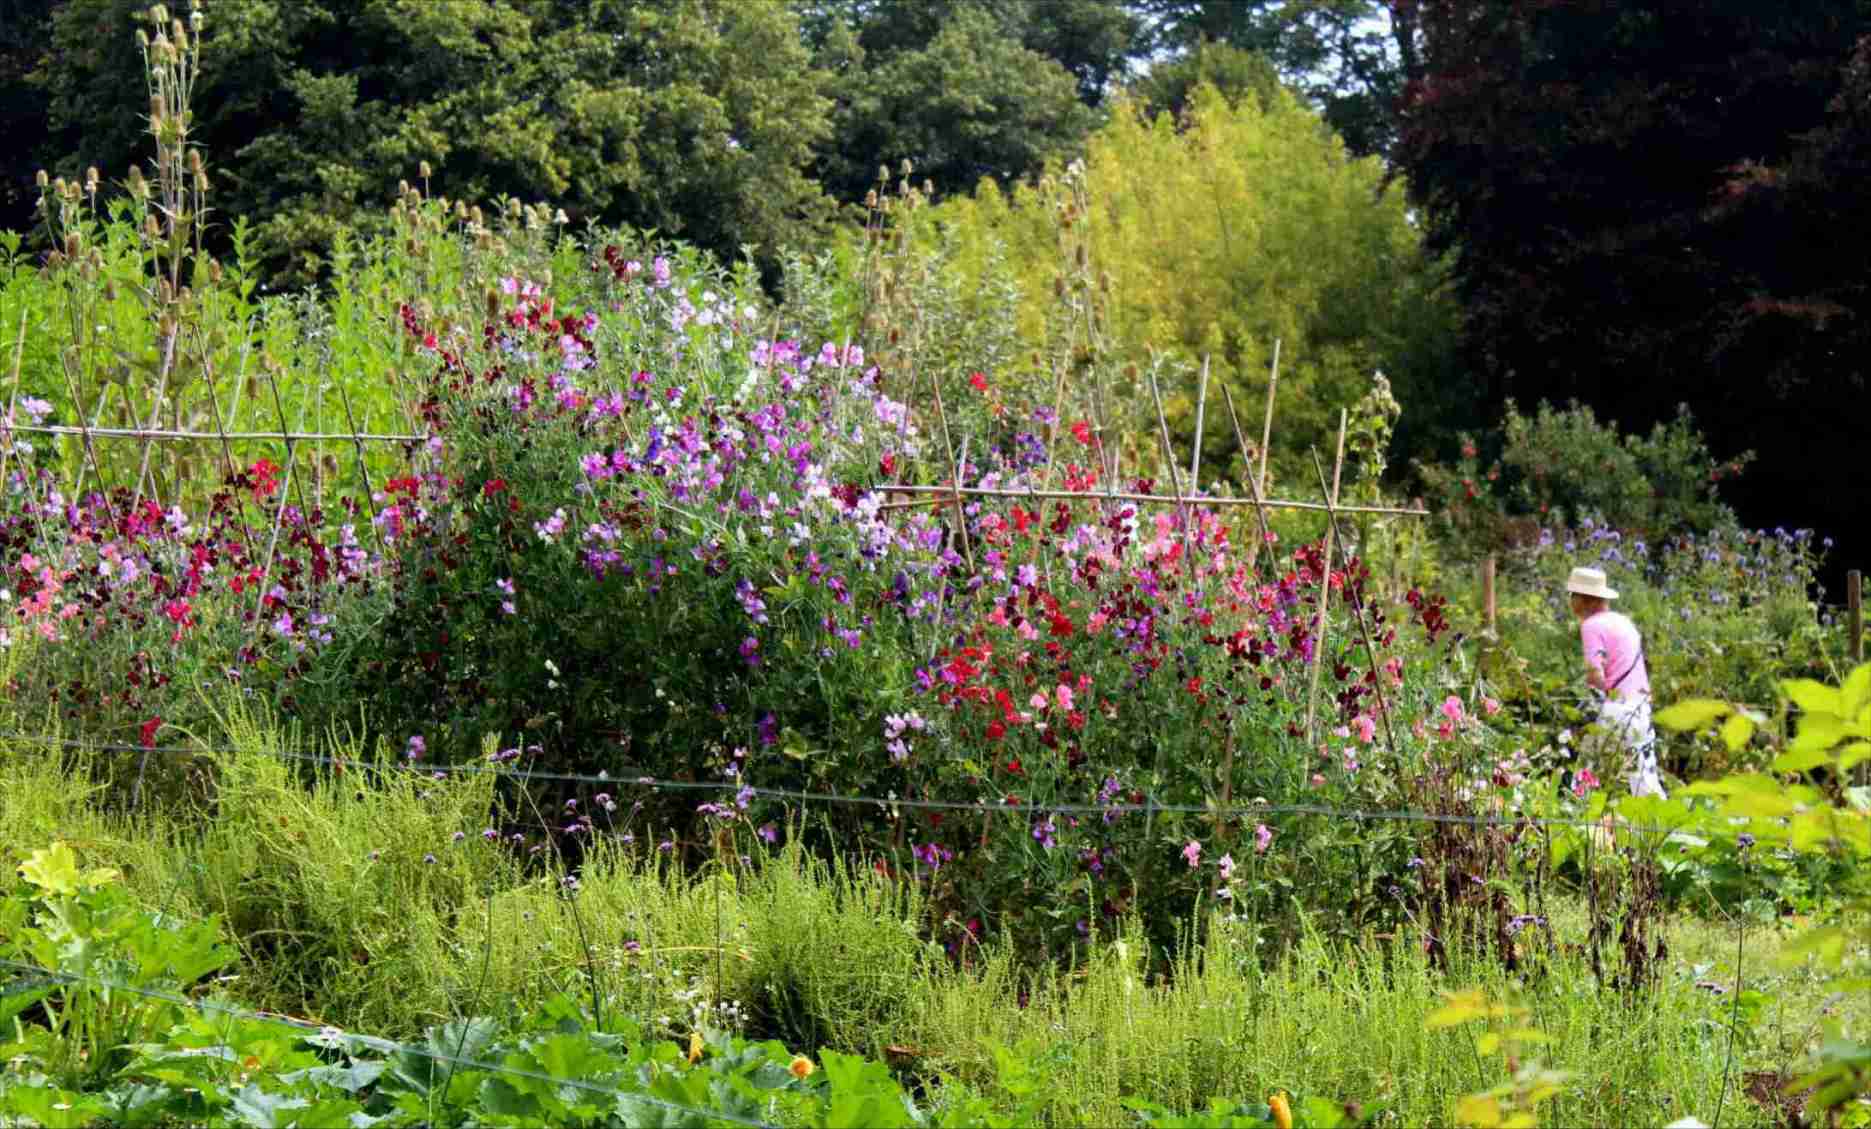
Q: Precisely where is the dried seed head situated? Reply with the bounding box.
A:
[207,258,222,284]
[149,94,166,123]
[397,179,409,197]
[187,148,202,173]
[35,169,48,189]
[453,200,467,220]
[864,189,877,209]
[172,20,187,50]
[469,205,483,226]
[136,28,149,49]
[877,164,890,184]
[888,327,901,345]
[485,288,501,320]
[1098,271,1110,294]
[419,160,432,180]
[1124,364,1139,381]
[150,4,169,25]
[899,159,912,177]
[63,233,80,258]
[144,214,161,239]
[553,208,568,225]
[1053,274,1065,298]
[127,166,147,197]
[194,169,208,193]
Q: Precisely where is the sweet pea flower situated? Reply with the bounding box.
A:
[1254,824,1273,853]
[1441,695,1465,723]
[1217,853,1235,880]
[1181,840,1202,868]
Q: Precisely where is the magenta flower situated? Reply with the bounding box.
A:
[1181,840,1201,868]
[1254,824,1273,853]
[1441,695,1465,723]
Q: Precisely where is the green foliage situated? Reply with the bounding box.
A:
[35,0,833,284]
[904,83,1458,488]
[1650,664,1871,1119]
[1421,400,1748,556]
[812,4,1099,207]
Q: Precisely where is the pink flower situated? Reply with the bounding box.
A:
[1440,695,1465,723]
[1054,684,1074,711]
[1310,773,1326,788]
[1182,840,1202,869]
[1353,715,1376,744]
[1254,824,1273,853]
[1482,697,1501,717]
[1571,768,1600,798]
[1029,692,1049,712]
[1217,853,1235,880]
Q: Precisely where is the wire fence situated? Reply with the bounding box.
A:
[1,729,1722,839]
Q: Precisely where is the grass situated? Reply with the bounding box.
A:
[4,723,1864,1127]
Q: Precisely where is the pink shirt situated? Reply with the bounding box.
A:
[1581,610,1649,701]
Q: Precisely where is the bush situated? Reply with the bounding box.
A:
[1420,400,1749,559]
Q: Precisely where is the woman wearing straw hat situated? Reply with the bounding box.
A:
[1567,566,1667,798]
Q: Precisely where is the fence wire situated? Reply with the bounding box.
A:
[0,728,1725,839]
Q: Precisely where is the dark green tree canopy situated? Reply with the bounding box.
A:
[804,0,1128,204]
[1393,0,1871,573]
[31,0,834,281]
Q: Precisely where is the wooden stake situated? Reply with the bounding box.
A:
[1304,410,1348,746]
[1219,383,1275,574]
[1247,341,1281,574]
[1311,448,1403,760]
[1146,365,1197,565]
[1189,356,1210,487]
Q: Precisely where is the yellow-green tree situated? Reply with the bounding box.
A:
[914,83,1461,495]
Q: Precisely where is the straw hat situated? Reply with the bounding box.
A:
[1565,566,1618,600]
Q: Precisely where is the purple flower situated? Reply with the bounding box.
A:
[406,735,426,762]
[757,823,778,844]
[739,636,761,668]
[735,785,755,810]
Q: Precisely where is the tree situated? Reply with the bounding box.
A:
[30,0,835,281]
[805,0,1128,203]
[1131,0,1404,155]
[0,0,56,233]
[1392,0,1871,568]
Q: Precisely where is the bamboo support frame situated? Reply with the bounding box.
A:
[1303,410,1349,746]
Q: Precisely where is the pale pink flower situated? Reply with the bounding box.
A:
[1354,715,1376,744]
[1217,853,1235,880]
[1254,824,1273,853]
[1181,840,1202,869]
[1441,695,1465,723]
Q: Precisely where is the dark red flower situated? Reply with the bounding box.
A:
[139,716,162,749]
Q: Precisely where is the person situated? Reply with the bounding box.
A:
[1566,566,1667,798]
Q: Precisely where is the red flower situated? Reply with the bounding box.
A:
[482,478,508,496]
[1006,758,1023,775]
[878,452,897,478]
[1070,420,1093,446]
[139,716,162,749]
[986,719,1006,740]
[249,459,281,500]
[968,372,989,393]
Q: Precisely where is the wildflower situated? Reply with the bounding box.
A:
[1482,697,1501,717]
[757,823,778,844]
[1353,715,1376,744]
[968,372,988,392]
[406,735,425,762]
[1570,768,1599,798]
[789,1055,814,1080]
[1182,840,1201,868]
[1070,420,1093,445]
[1440,695,1464,724]
[1254,824,1273,853]
[139,716,162,749]
[688,1031,703,1065]
[1217,853,1235,880]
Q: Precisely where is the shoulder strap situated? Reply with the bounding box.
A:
[1609,645,1644,692]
